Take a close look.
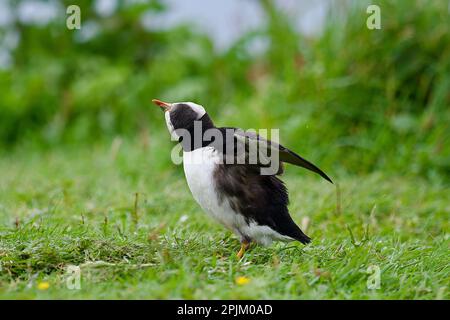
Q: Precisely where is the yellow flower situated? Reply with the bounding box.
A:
[235,276,250,286]
[37,282,50,290]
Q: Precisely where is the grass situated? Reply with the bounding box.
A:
[0,141,448,299]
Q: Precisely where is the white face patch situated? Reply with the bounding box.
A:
[164,111,179,140]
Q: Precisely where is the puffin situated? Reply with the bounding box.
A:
[152,99,333,258]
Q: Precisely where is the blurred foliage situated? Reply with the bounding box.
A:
[0,0,449,180]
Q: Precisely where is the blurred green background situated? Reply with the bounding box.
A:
[0,0,449,179]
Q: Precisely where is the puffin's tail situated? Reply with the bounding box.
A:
[294,230,311,245]
[274,210,312,245]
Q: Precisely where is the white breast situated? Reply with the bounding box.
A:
[183,147,242,231]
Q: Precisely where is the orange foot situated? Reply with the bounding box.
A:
[236,241,251,259]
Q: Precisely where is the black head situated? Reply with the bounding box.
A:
[152,99,215,150]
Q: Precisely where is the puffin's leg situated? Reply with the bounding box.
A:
[236,239,251,259]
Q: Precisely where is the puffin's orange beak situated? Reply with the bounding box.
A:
[152,99,171,111]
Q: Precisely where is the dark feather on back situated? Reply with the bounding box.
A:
[213,163,311,244]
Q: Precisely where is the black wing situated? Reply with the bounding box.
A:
[277,143,333,183]
[228,128,333,183]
